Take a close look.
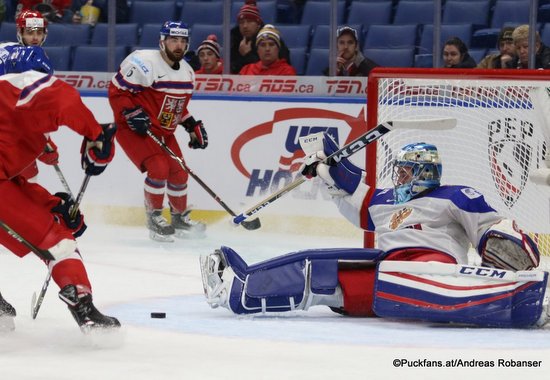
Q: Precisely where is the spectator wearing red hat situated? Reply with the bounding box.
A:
[196,34,223,74]
[230,0,290,73]
[239,24,296,76]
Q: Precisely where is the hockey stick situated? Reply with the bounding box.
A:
[233,118,457,225]
[45,143,75,198]
[146,130,261,230]
[31,271,51,319]
[69,174,91,220]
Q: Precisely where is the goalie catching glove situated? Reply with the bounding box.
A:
[478,219,540,271]
[182,117,208,149]
[122,106,151,136]
[300,132,364,195]
[80,123,117,176]
[51,192,87,238]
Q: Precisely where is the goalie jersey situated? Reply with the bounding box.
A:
[109,49,195,137]
[337,184,503,264]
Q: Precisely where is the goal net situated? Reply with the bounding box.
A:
[365,68,550,257]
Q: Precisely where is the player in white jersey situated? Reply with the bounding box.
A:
[109,21,208,242]
[200,133,549,328]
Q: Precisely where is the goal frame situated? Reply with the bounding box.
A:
[364,67,550,250]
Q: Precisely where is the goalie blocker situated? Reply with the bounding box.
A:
[201,247,549,328]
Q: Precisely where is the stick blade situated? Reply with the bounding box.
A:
[241,217,261,230]
[31,292,38,319]
[391,118,457,131]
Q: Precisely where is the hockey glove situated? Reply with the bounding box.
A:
[301,132,364,195]
[81,123,117,176]
[122,106,151,136]
[51,192,87,238]
[38,137,59,165]
[182,117,208,149]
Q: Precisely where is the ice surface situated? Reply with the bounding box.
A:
[1,220,550,380]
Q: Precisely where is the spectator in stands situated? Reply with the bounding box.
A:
[230,0,290,74]
[477,27,516,69]
[196,34,223,75]
[239,24,296,75]
[70,0,129,24]
[0,0,6,23]
[506,24,550,69]
[442,37,476,68]
[16,1,74,23]
[323,26,379,77]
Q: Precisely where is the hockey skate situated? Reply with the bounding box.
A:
[147,210,175,242]
[58,285,121,333]
[0,292,16,332]
[536,281,550,327]
[200,250,233,309]
[171,208,206,239]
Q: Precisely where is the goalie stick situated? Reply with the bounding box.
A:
[146,130,261,231]
[233,118,457,225]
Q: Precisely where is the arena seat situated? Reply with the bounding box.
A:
[346,1,392,26]
[305,48,328,76]
[414,53,433,68]
[300,1,345,26]
[45,46,72,71]
[289,47,307,75]
[443,0,490,28]
[491,0,530,28]
[129,1,177,27]
[393,1,437,25]
[190,24,223,52]
[0,22,16,42]
[419,24,473,54]
[182,1,223,26]
[363,24,418,49]
[90,23,139,47]
[364,47,415,68]
[277,25,312,49]
[139,23,162,48]
[72,46,127,72]
[45,24,91,47]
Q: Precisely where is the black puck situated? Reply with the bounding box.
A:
[150,312,166,319]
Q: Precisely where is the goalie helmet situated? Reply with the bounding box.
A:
[392,142,442,204]
[16,10,48,46]
[159,21,190,54]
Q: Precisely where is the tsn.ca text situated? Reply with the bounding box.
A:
[392,358,543,368]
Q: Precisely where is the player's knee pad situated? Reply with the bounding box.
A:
[200,246,385,314]
[47,238,78,262]
[478,219,540,270]
[372,260,548,328]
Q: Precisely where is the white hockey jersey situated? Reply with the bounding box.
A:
[335,184,503,264]
[109,49,195,135]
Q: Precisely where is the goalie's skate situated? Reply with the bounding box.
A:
[0,292,16,332]
[147,210,175,242]
[59,285,121,333]
[171,209,206,239]
[200,250,233,309]
[536,282,550,328]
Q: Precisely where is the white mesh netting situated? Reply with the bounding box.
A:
[368,70,550,256]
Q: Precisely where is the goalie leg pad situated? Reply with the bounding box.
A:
[372,261,548,328]
[200,246,384,314]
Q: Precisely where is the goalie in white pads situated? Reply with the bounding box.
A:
[201,134,549,328]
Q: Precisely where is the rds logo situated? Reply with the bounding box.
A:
[231,107,366,197]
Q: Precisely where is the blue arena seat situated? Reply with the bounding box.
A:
[190,24,224,52]
[419,24,473,54]
[182,1,223,26]
[231,1,277,24]
[90,23,139,47]
[277,25,312,49]
[363,24,418,49]
[0,22,16,43]
[129,1,177,27]
[470,28,501,49]
[139,23,162,48]
[311,25,363,49]
[72,46,127,72]
[414,53,434,68]
[300,1,345,26]
[363,48,415,68]
[443,1,490,28]
[45,46,72,71]
[289,47,307,75]
[305,48,328,76]
[542,23,550,46]
[346,1,392,26]
[491,0,530,28]
[45,24,91,47]
[469,48,487,64]
[393,1,437,25]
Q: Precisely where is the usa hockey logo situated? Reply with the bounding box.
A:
[487,118,536,208]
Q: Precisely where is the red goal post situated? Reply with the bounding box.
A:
[365,68,550,256]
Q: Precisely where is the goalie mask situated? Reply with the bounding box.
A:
[159,21,190,55]
[16,10,48,46]
[392,142,442,204]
